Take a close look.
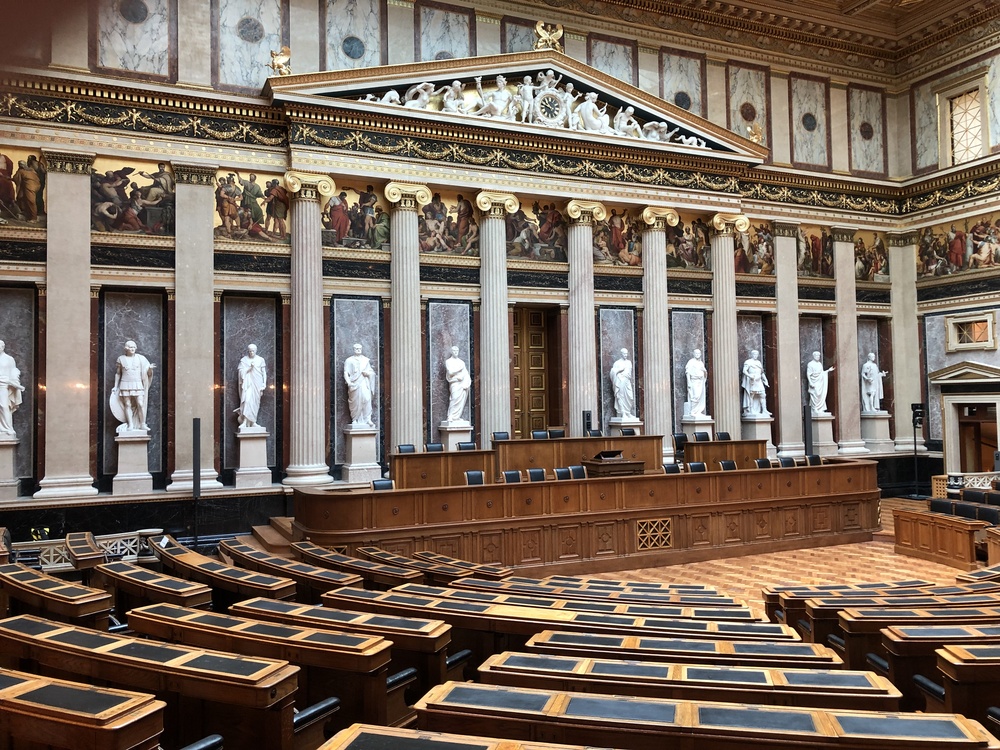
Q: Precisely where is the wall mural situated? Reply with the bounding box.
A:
[321,185,390,249]
[854,230,889,281]
[418,192,478,256]
[665,212,712,270]
[796,224,835,278]
[214,170,288,242]
[505,200,567,261]
[735,221,774,275]
[918,211,1000,277]
[594,208,642,266]
[0,147,45,228]
[90,158,174,235]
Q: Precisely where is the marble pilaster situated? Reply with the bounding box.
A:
[773,223,805,457]
[889,232,926,453]
[565,200,606,437]
[168,164,222,491]
[34,151,99,498]
[710,213,747,439]
[385,182,432,451]
[641,207,680,462]
[282,172,335,486]
[832,227,868,455]
[476,191,519,448]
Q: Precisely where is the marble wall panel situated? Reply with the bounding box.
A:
[660,50,705,117]
[506,200,567,261]
[790,75,829,169]
[728,64,769,147]
[324,0,383,69]
[322,186,390,250]
[671,309,705,427]
[797,224,835,278]
[737,314,763,381]
[92,156,175,236]
[798,318,824,400]
[419,192,478,257]
[102,292,164,476]
[0,289,35,479]
[849,86,886,176]
[428,301,472,441]
[917,208,1000,278]
[599,308,637,432]
[593,207,643,267]
[588,35,637,86]
[331,297,382,465]
[216,0,283,91]
[857,319,879,370]
[96,0,171,77]
[0,146,46,229]
[501,19,535,53]
[990,57,1000,154]
[911,78,939,172]
[222,296,278,470]
[417,2,474,62]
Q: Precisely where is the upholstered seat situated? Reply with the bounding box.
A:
[465,470,485,485]
[719,460,738,471]
[754,458,772,469]
[457,442,476,451]
[425,443,444,452]
[501,470,522,484]
[491,431,510,442]
[693,431,710,442]
[527,468,546,482]
[716,431,731,440]
[396,444,415,453]
[554,468,571,480]
[371,479,395,490]
[663,463,681,474]
[687,462,707,473]
[531,430,549,440]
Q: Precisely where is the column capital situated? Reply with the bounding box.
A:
[171,163,218,186]
[830,226,857,243]
[36,283,46,297]
[41,150,94,174]
[887,230,919,247]
[284,172,335,201]
[384,182,432,211]
[772,222,799,238]
[566,199,607,224]
[711,212,750,236]
[476,191,519,215]
[90,285,101,299]
[641,206,680,230]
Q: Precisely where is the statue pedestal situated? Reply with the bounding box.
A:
[342,425,381,484]
[609,417,643,436]
[861,412,894,453]
[0,439,19,500]
[236,429,272,489]
[741,415,776,458]
[113,431,152,495]
[681,416,713,441]
[810,414,838,457]
[439,421,472,451]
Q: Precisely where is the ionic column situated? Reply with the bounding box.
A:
[889,231,925,452]
[282,172,334,486]
[35,151,99,498]
[710,213,747,438]
[773,223,804,457]
[642,207,680,461]
[168,164,222,491]
[385,182,432,450]
[565,200,606,437]
[832,226,868,455]
[476,191,519,447]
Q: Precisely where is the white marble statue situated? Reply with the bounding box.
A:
[684,349,708,418]
[434,80,470,114]
[741,350,770,417]
[344,343,376,427]
[403,82,436,109]
[860,352,888,413]
[236,344,267,431]
[444,346,471,423]
[111,340,154,434]
[516,76,539,123]
[807,351,835,416]
[610,348,636,420]
[576,92,611,133]
[613,106,642,138]
[0,340,24,438]
[472,75,515,119]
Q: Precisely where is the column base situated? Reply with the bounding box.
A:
[894,437,928,453]
[167,469,225,493]
[114,433,152,496]
[0,439,18,500]
[609,417,643,436]
[342,425,381,484]
[741,416,775,458]
[234,430,273,489]
[860,412,895,453]
[777,442,806,459]
[811,414,838,457]
[34,474,99,499]
[681,416,713,441]
[439,422,472,451]
[282,465,334,486]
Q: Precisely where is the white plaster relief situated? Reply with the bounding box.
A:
[96,0,170,76]
[728,66,767,146]
[849,88,885,174]
[660,52,703,115]
[419,6,472,62]
[589,38,634,85]
[791,77,828,168]
[217,0,283,90]
[326,0,382,70]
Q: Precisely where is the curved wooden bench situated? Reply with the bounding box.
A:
[451,576,747,607]
[0,562,111,629]
[411,551,512,580]
[356,547,472,585]
[292,541,424,589]
[219,539,362,603]
[93,560,212,614]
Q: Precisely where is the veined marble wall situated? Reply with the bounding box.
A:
[790,75,829,169]
[428,301,472,441]
[798,317,824,406]
[660,50,705,117]
[501,18,535,54]
[216,0,283,90]
[737,314,764,381]
[95,0,171,77]
[849,86,886,176]
[599,307,637,432]
[728,63,769,148]
[102,292,164,477]
[857,318,880,388]
[671,309,705,427]
[331,296,382,465]
[0,288,34,479]
[588,35,637,86]
[918,209,1000,278]
[222,296,278,470]
[417,2,474,61]
[324,0,383,69]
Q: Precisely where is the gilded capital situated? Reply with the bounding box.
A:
[641,206,680,229]
[284,171,335,201]
[830,226,857,244]
[772,222,800,238]
[711,212,750,235]
[887,231,919,247]
[41,150,95,174]
[475,191,519,214]
[384,182,432,210]
[566,199,607,223]
[172,163,218,187]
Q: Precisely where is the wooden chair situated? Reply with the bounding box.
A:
[672,432,688,461]
[719,460,738,471]
[425,443,444,452]
[693,431,711,441]
[687,462,707,473]
[396,444,416,453]
[663,463,681,474]
[456,442,476,451]
[501,470,522,484]
[491,431,510,442]
[531,430,549,439]
[465,470,485,485]
[527,468,546,482]
[371,479,395,490]
[554,468,571,480]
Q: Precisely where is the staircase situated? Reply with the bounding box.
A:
[250,517,295,555]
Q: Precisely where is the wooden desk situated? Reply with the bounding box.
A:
[762,579,935,623]
[92,560,213,616]
[684,439,767,470]
[0,562,112,629]
[411,551,512,581]
[929,644,1000,726]
[496,435,663,478]
[390,450,494,489]
[580,458,645,477]
[451,577,747,607]
[65,531,109,574]
[291,542,425,589]
[894,508,987,570]
[541,574,715,592]
[356,547,472,585]
[320,723,603,750]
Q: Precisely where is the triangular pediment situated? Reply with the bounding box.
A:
[265,50,767,168]
[929,361,1000,385]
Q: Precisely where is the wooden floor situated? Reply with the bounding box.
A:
[592,497,961,619]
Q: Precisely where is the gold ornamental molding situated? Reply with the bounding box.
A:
[173,163,219,187]
[384,182,433,209]
[772,222,800,238]
[641,206,680,229]
[476,191,519,215]
[831,227,857,244]
[888,231,920,247]
[41,150,94,174]
[711,212,750,235]
[284,171,335,201]
[566,199,607,223]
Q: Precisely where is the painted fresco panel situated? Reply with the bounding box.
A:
[665,213,713,271]
[506,201,567,261]
[594,207,643,266]
[917,210,1000,278]
[419,192,478,256]
[91,157,174,236]
[735,221,774,275]
[213,169,288,242]
[854,231,890,281]
[796,224,835,279]
[0,147,45,228]
[322,185,390,249]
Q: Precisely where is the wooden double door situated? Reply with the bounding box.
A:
[510,306,566,439]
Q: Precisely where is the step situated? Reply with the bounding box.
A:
[252,523,292,554]
[270,516,295,541]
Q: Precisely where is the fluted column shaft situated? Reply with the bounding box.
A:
[283,173,333,485]
[833,227,868,454]
[889,232,924,452]
[477,192,518,447]
[386,183,432,450]
[566,200,605,437]
[710,214,745,437]
[773,223,804,456]
[35,151,99,498]
[642,208,680,460]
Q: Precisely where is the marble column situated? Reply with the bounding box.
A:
[889,231,925,452]
[642,207,680,461]
[565,200,606,437]
[832,226,868,455]
[385,182,432,451]
[710,213,748,439]
[168,164,222,491]
[282,172,335,486]
[773,223,805,457]
[476,191,519,448]
[34,151,98,498]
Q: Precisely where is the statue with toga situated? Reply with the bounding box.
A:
[741,350,770,417]
[236,344,267,431]
[344,343,376,427]
[111,340,154,434]
[807,351,835,415]
[609,348,636,419]
[444,346,471,424]
[860,352,888,413]
[0,340,24,439]
[684,349,708,417]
